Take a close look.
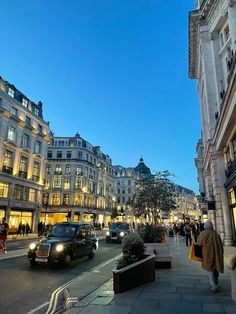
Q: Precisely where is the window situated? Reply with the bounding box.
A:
[57,151,62,158]
[128,187,131,194]
[117,181,120,186]
[0,181,9,198]
[128,180,131,185]
[7,126,16,141]
[77,140,81,147]
[117,197,120,204]
[76,165,82,175]
[32,161,40,181]
[34,107,39,116]
[53,176,62,188]
[66,151,71,158]
[22,98,28,107]
[78,151,83,160]
[117,189,120,194]
[65,164,71,174]
[2,150,13,174]
[226,148,231,165]
[13,185,24,200]
[122,197,125,203]
[11,107,18,116]
[224,24,230,42]
[19,156,28,177]
[22,134,30,148]
[75,177,82,189]
[74,194,81,205]
[29,188,36,202]
[55,164,62,174]
[52,194,60,206]
[63,194,69,205]
[38,124,42,133]
[232,135,236,158]
[46,164,52,174]
[47,151,52,158]
[8,88,14,97]
[64,178,70,190]
[25,116,31,125]
[35,141,41,154]
[58,140,65,147]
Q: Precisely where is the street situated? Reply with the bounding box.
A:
[0,239,122,314]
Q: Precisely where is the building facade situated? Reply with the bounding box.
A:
[43,133,115,226]
[0,76,51,232]
[189,0,236,244]
[113,158,151,224]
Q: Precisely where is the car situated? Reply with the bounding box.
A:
[106,222,132,243]
[28,222,98,267]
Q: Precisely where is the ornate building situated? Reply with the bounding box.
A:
[189,0,236,244]
[43,133,115,226]
[0,76,51,232]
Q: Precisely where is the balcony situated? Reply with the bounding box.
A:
[32,175,40,182]
[225,159,236,179]
[18,171,28,179]
[2,165,13,174]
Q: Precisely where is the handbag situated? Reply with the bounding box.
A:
[188,243,203,262]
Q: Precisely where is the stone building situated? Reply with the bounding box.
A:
[43,133,115,226]
[189,0,236,244]
[0,76,51,232]
[113,157,151,223]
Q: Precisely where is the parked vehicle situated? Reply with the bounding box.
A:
[28,222,98,267]
[106,222,132,243]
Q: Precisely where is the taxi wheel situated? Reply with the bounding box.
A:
[63,253,71,267]
[88,247,96,259]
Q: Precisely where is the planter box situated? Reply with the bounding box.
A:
[112,254,155,293]
[144,243,172,269]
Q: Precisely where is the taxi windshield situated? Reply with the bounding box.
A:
[51,225,76,237]
[110,223,128,230]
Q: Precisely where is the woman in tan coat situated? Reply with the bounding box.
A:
[197,219,224,293]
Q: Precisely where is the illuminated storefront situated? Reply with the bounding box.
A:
[9,210,33,229]
[228,188,236,240]
[0,209,5,220]
[39,212,80,225]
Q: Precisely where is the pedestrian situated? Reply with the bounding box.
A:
[0,217,9,253]
[38,221,43,236]
[184,222,192,246]
[17,222,22,235]
[132,221,135,230]
[230,255,236,303]
[173,224,179,241]
[190,222,198,242]
[25,223,30,235]
[179,223,185,241]
[22,223,26,236]
[197,219,224,294]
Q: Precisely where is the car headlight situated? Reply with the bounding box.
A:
[106,231,110,236]
[29,242,37,250]
[120,231,125,237]
[55,244,64,252]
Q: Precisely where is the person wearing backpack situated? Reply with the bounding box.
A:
[184,221,192,247]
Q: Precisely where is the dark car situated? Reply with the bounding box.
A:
[28,222,98,267]
[106,222,132,243]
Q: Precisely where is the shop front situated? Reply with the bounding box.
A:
[228,187,236,242]
[39,211,80,225]
[0,209,5,220]
[9,210,33,233]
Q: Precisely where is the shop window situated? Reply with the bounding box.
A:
[0,181,9,198]
[228,188,236,205]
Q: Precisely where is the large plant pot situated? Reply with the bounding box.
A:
[112,254,155,293]
[144,243,171,269]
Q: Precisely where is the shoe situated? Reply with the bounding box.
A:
[211,287,219,294]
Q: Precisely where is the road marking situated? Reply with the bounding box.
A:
[26,302,49,314]
[45,253,121,314]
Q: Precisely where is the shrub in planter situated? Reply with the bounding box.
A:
[113,233,155,293]
[117,233,145,270]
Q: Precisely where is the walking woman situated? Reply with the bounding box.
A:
[197,219,224,293]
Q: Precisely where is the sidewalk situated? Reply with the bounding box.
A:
[63,238,236,314]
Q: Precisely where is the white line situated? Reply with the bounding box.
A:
[26,302,49,314]
[45,253,121,314]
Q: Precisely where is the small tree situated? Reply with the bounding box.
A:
[129,171,176,224]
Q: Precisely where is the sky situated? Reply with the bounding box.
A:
[0,0,201,193]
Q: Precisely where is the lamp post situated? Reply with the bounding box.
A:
[43,192,49,224]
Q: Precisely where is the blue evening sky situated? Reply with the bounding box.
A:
[0,1,201,193]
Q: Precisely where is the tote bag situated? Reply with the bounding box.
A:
[188,243,203,262]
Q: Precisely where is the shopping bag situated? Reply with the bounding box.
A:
[188,243,203,262]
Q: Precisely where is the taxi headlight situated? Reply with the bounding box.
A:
[106,231,110,236]
[55,244,64,252]
[29,242,37,250]
[120,231,125,237]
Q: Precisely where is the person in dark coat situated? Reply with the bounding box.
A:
[17,222,22,235]
[25,223,30,235]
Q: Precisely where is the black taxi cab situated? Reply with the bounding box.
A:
[106,222,133,243]
[28,222,98,267]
